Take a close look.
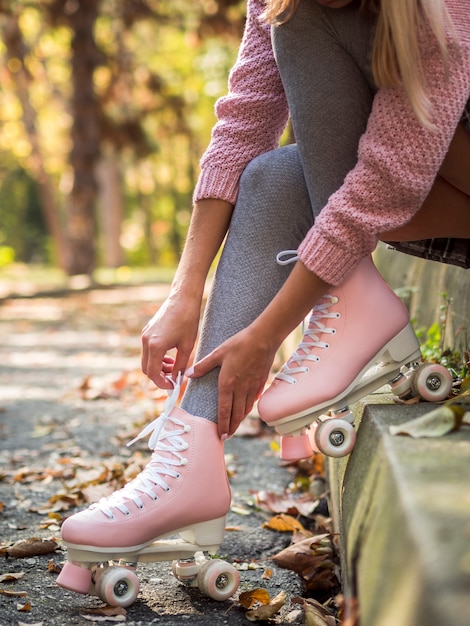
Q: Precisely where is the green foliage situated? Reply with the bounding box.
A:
[0,245,15,266]
[0,160,48,262]
[414,292,469,380]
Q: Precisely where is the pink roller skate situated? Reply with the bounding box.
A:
[258,256,452,461]
[56,378,239,607]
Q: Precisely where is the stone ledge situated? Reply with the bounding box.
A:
[328,397,470,626]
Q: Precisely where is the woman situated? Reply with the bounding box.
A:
[58,0,470,582]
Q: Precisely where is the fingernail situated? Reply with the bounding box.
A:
[221,433,229,441]
[184,366,194,377]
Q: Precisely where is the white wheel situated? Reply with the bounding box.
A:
[411,363,452,402]
[95,566,139,607]
[389,372,412,399]
[196,559,239,601]
[314,419,356,458]
[172,559,199,586]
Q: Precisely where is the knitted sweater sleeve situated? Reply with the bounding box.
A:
[193,0,288,205]
[298,0,470,286]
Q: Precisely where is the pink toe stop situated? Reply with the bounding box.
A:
[56,561,92,594]
[280,433,313,461]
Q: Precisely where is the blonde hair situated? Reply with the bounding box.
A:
[263,0,453,129]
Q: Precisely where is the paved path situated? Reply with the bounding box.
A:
[0,285,323,625]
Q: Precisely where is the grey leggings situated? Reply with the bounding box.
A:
[181,0,377,421]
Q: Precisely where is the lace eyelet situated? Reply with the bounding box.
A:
[124,510,131,516]
[165,487,171,493]
[175,473,181,479]
[331,328,336,334]
[138,504,144,509]
[325,344,329,349]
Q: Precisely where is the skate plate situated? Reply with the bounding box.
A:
[57,536,240,607]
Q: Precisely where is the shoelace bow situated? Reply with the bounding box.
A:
[93,376,190,519]
[275,250,341,385]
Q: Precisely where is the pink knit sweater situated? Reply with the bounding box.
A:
[194,0,470,286]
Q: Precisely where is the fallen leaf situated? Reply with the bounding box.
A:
[81,605,127,622]
[262,513,312,535]
[292,597,336,626]
[272,535,338,590]
[245,590,286,621]
[389,406,462,438]
[4,537,59,558]
[0,572,25,582]
[81,613,126,622]
[252,489,319,517]
[262,568,273,580]
[47,559,61,573]
[0,589,28,597]
[239,588,271,609]
[230,504,251,516]
[17,600,31,611]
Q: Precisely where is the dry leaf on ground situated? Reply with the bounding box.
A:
[80,605,127,622]
[272,534,338,591]
[239,588,272,609]
[0,572,25,582]
[1,538,58,558]
[262,513,312,535]
[252,489,319,517]
[292,596,337,626]
[245,590,286,622]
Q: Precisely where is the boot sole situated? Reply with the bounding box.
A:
[62,516,227,563]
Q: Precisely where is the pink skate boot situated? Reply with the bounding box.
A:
[258,256,425,460]
[56,379,239,607]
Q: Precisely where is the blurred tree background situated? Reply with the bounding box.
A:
[0,0,245,277]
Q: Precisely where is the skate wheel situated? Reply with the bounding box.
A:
[389,372,412,399]
[280,432,313,461]
[411,363,453,402]
[95,566,139,608]
[314,419,356,458]
[196,559,239,601]
[172,559,199,587]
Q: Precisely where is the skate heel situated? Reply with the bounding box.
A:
[280,430,314,461]
[57,561,93,594]
[384,323,421,365]
[179,516,226,547]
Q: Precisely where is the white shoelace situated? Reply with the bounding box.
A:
[275,296,340,385]
[274,249,341,385]
[92,376,191,520]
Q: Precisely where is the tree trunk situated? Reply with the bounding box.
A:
[66,0,101,276]
[2,15,68,270]
[96,147,125,268]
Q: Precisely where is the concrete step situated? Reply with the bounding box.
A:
[328,395,470,626]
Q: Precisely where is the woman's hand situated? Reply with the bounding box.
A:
[141,198,234,389]
[186,324,278,438]
[141,293,201,389]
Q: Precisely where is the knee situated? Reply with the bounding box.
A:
[239,144,306,200]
